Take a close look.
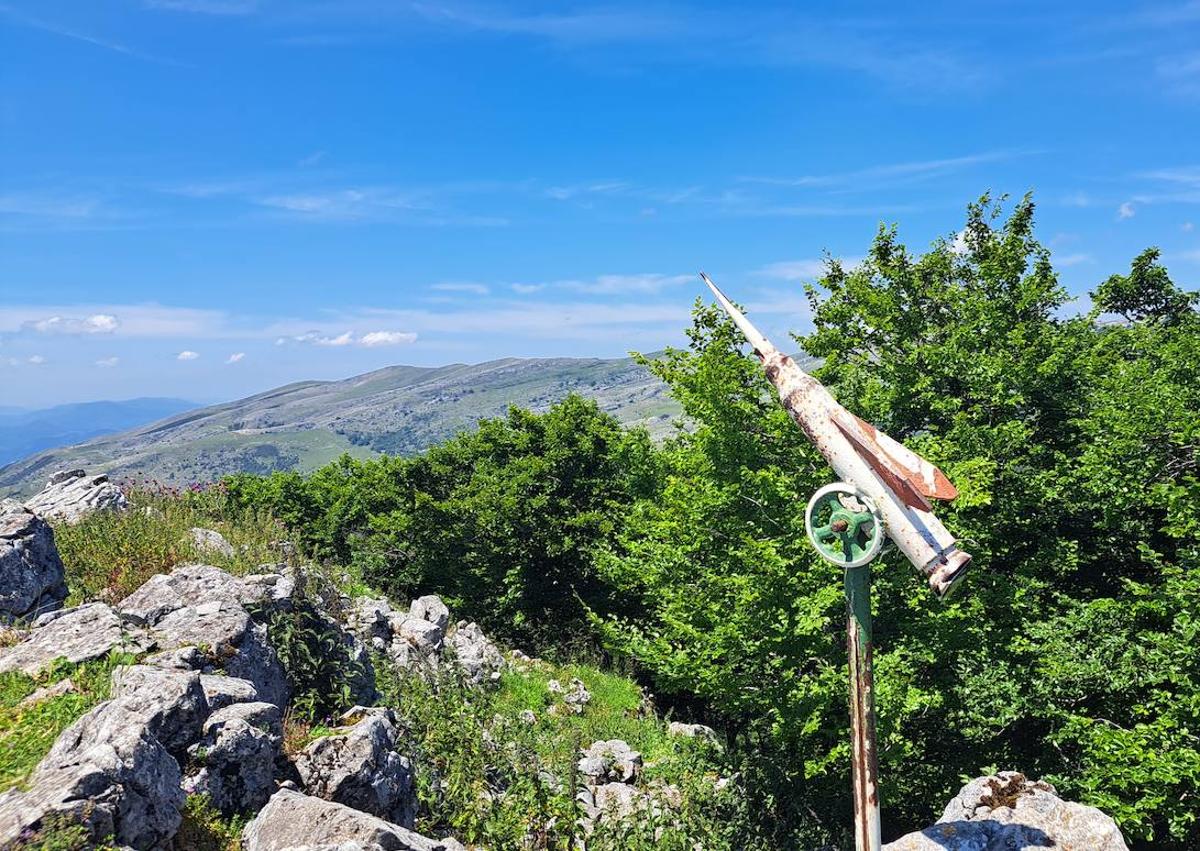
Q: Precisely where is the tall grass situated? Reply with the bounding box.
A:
[52,483,289,605]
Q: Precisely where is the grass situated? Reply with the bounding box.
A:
[52,484,289,605]
[172,794,248,851]
[0,651,140,792]
[377,653,738,850]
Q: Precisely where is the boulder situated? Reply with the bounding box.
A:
[110,664,209,755]
[242,788,454,851]
[0,699,184,849]
[0,504,67,621]
[667,721,719,741]
[577,740,642,785]
[150,601,290,708]
[445,621,504,685]
[0,602,145,676]
[184,701,283,814]
[409,595,450,632]
[884,772,1129,851]
[24,469,128,524]
[295,707,417,829]
[201,673,262,711]
[119,562,292,626]
[191,526,235,558]
[348,597,395,648]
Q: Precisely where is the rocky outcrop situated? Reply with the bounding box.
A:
[0,503,67,621]
[184,701,283,814]
[884,772,1129,850]
[110,664,208,756]
[242,788,454,851]
[444,620,504,685]
[119,563,293,708]
[347,594,504,687]
[190,526,235,558]
[667,721,719,741]
[0,699,185,849]
[0,602,144,675]
[295,707,417,829]
[23,469,128,524]
[578,739,642,785]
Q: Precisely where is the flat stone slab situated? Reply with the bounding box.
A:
[0,602,146,676]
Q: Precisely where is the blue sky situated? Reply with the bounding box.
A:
[1,0,1198,407]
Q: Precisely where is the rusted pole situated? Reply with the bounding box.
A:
[845,564,882,851]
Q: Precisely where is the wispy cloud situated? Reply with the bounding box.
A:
[1055,252,1094,267]
[276,330,417,347]
[742,151,1025,192]
[1118,201,1137,219]
[95,357,120,368]
[226,352,245,364]
[0,5,182,65]
[431,282,491,296]
[23,313,119,335]
[143,0,259,14]
[176,350,200,360]
[0,192,102,221]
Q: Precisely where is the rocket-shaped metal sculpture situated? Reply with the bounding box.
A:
[700,272,972,598]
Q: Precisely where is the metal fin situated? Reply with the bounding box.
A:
[700,272,778,359]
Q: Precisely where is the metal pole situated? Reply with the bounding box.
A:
[845,564,882,851]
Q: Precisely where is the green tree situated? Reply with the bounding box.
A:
[598,194,1200,847]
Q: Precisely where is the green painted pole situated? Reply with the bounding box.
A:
[845,564,882,851]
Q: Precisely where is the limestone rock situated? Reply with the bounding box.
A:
[577,740,642,784]
[150,601,289,708]
[191,526,235,558]
[884,772,1129,851]
[0,504,67,621]
[242,788,454,851]
[0,699,184,849]
[119,562,292,626]
[409,595,450,632]
[24,469,128,524]
[184,701,283,814]
[295,707,417,829]
[0,602,145,676]
[201,673,262,711]
[667,721,719,741]
[445,621,504,685]
[110,664,209,755]
[348,597,395,646]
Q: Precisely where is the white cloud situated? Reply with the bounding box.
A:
[25,313,119,334]
[431,282,490,296]
[512,283,545,295]
[176,350,200,361]
[226,352,245,364]
[1056,253,1094,267]
[759,257,863,280]
[1184,221,1195,232]
[27,354,45,365]
[1118,201,1136,219]
[95,356,119,368]
[278,330,416,348]
[359,331,418,347]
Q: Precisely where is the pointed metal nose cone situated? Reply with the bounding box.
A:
[699,272,778,358]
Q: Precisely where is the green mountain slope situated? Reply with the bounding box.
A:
[0,355,683,496]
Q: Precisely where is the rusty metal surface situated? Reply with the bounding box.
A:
[846,565,882,851]
[699,273,972,599]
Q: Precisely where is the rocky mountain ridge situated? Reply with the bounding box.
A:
[0,355,687,498]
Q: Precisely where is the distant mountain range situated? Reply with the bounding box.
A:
[0,398,198,468]
[0,356,689,497]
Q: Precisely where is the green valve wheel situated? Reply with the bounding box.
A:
[805,483,886,568]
